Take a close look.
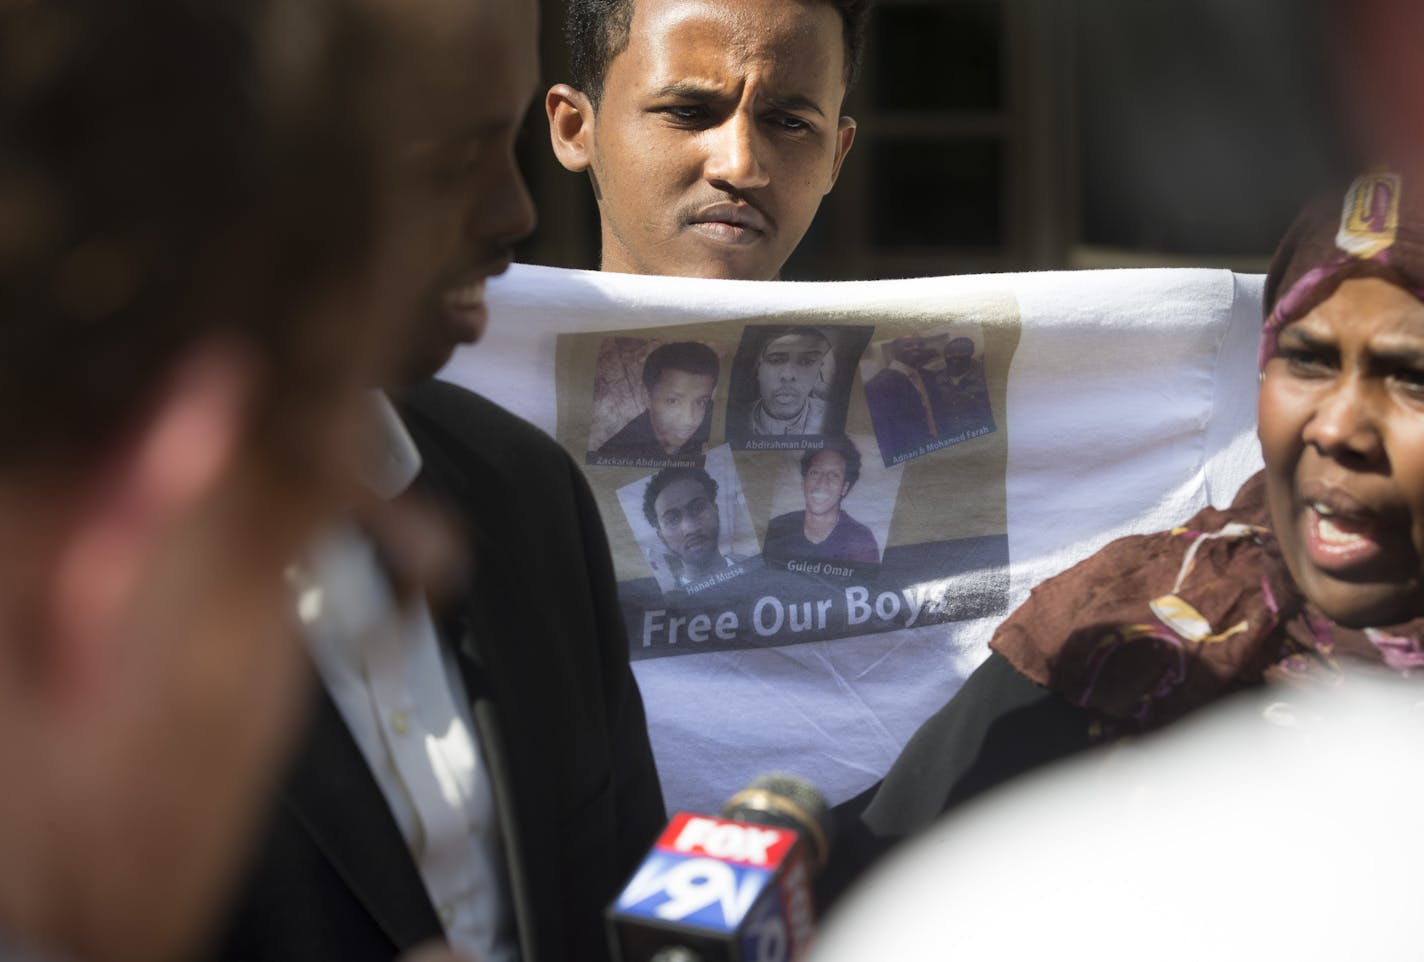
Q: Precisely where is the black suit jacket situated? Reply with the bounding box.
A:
[206,381,665,962]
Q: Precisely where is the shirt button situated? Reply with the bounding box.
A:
[389,710,410,736]
[438,902,455,927]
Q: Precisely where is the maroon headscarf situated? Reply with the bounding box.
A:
[991,173,1424,733]
[1260,171,1424,367]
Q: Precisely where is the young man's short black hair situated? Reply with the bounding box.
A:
[800,435,861,492]
[642,341,720,393]
[566,0,871,105]
[643,465,718,528]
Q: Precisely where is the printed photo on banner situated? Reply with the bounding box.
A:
[724,324,874,452]
[542,296,1020,668]
[860,328,997,467]
[586,336,724,467]
[762,434,901,580]
[616,445,760,598]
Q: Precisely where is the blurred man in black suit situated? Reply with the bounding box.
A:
[210,2,666,961]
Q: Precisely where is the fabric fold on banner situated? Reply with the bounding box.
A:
[439,264,1264,813]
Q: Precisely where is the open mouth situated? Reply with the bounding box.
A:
[1304,501,1387,571]
[442,281,488,342]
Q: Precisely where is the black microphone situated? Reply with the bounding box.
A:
[607,774,831,962]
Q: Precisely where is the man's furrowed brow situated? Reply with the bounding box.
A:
[652,81,723,101]
[764,95,825,118]
[652,83,828,119]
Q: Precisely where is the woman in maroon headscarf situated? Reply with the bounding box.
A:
[860,171,1424,837]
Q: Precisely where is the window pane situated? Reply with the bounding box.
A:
[872,1,1003,112]
[868,139,1003,248]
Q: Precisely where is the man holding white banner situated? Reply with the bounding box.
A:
[437,0,1261,855]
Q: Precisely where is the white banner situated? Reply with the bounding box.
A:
[440,264,1265,813]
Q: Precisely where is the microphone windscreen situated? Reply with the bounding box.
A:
[720,773,831,872]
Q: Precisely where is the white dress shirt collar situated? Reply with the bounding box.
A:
[359,391,423,502]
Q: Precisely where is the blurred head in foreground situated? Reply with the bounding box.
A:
[816,674,1424,961]
[0,1,419,959]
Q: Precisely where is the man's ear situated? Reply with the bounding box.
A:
[826,116,858,192]
[547,83,596,173]
[46,344,252,701]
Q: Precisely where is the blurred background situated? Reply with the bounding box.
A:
[517,0,1349,280]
